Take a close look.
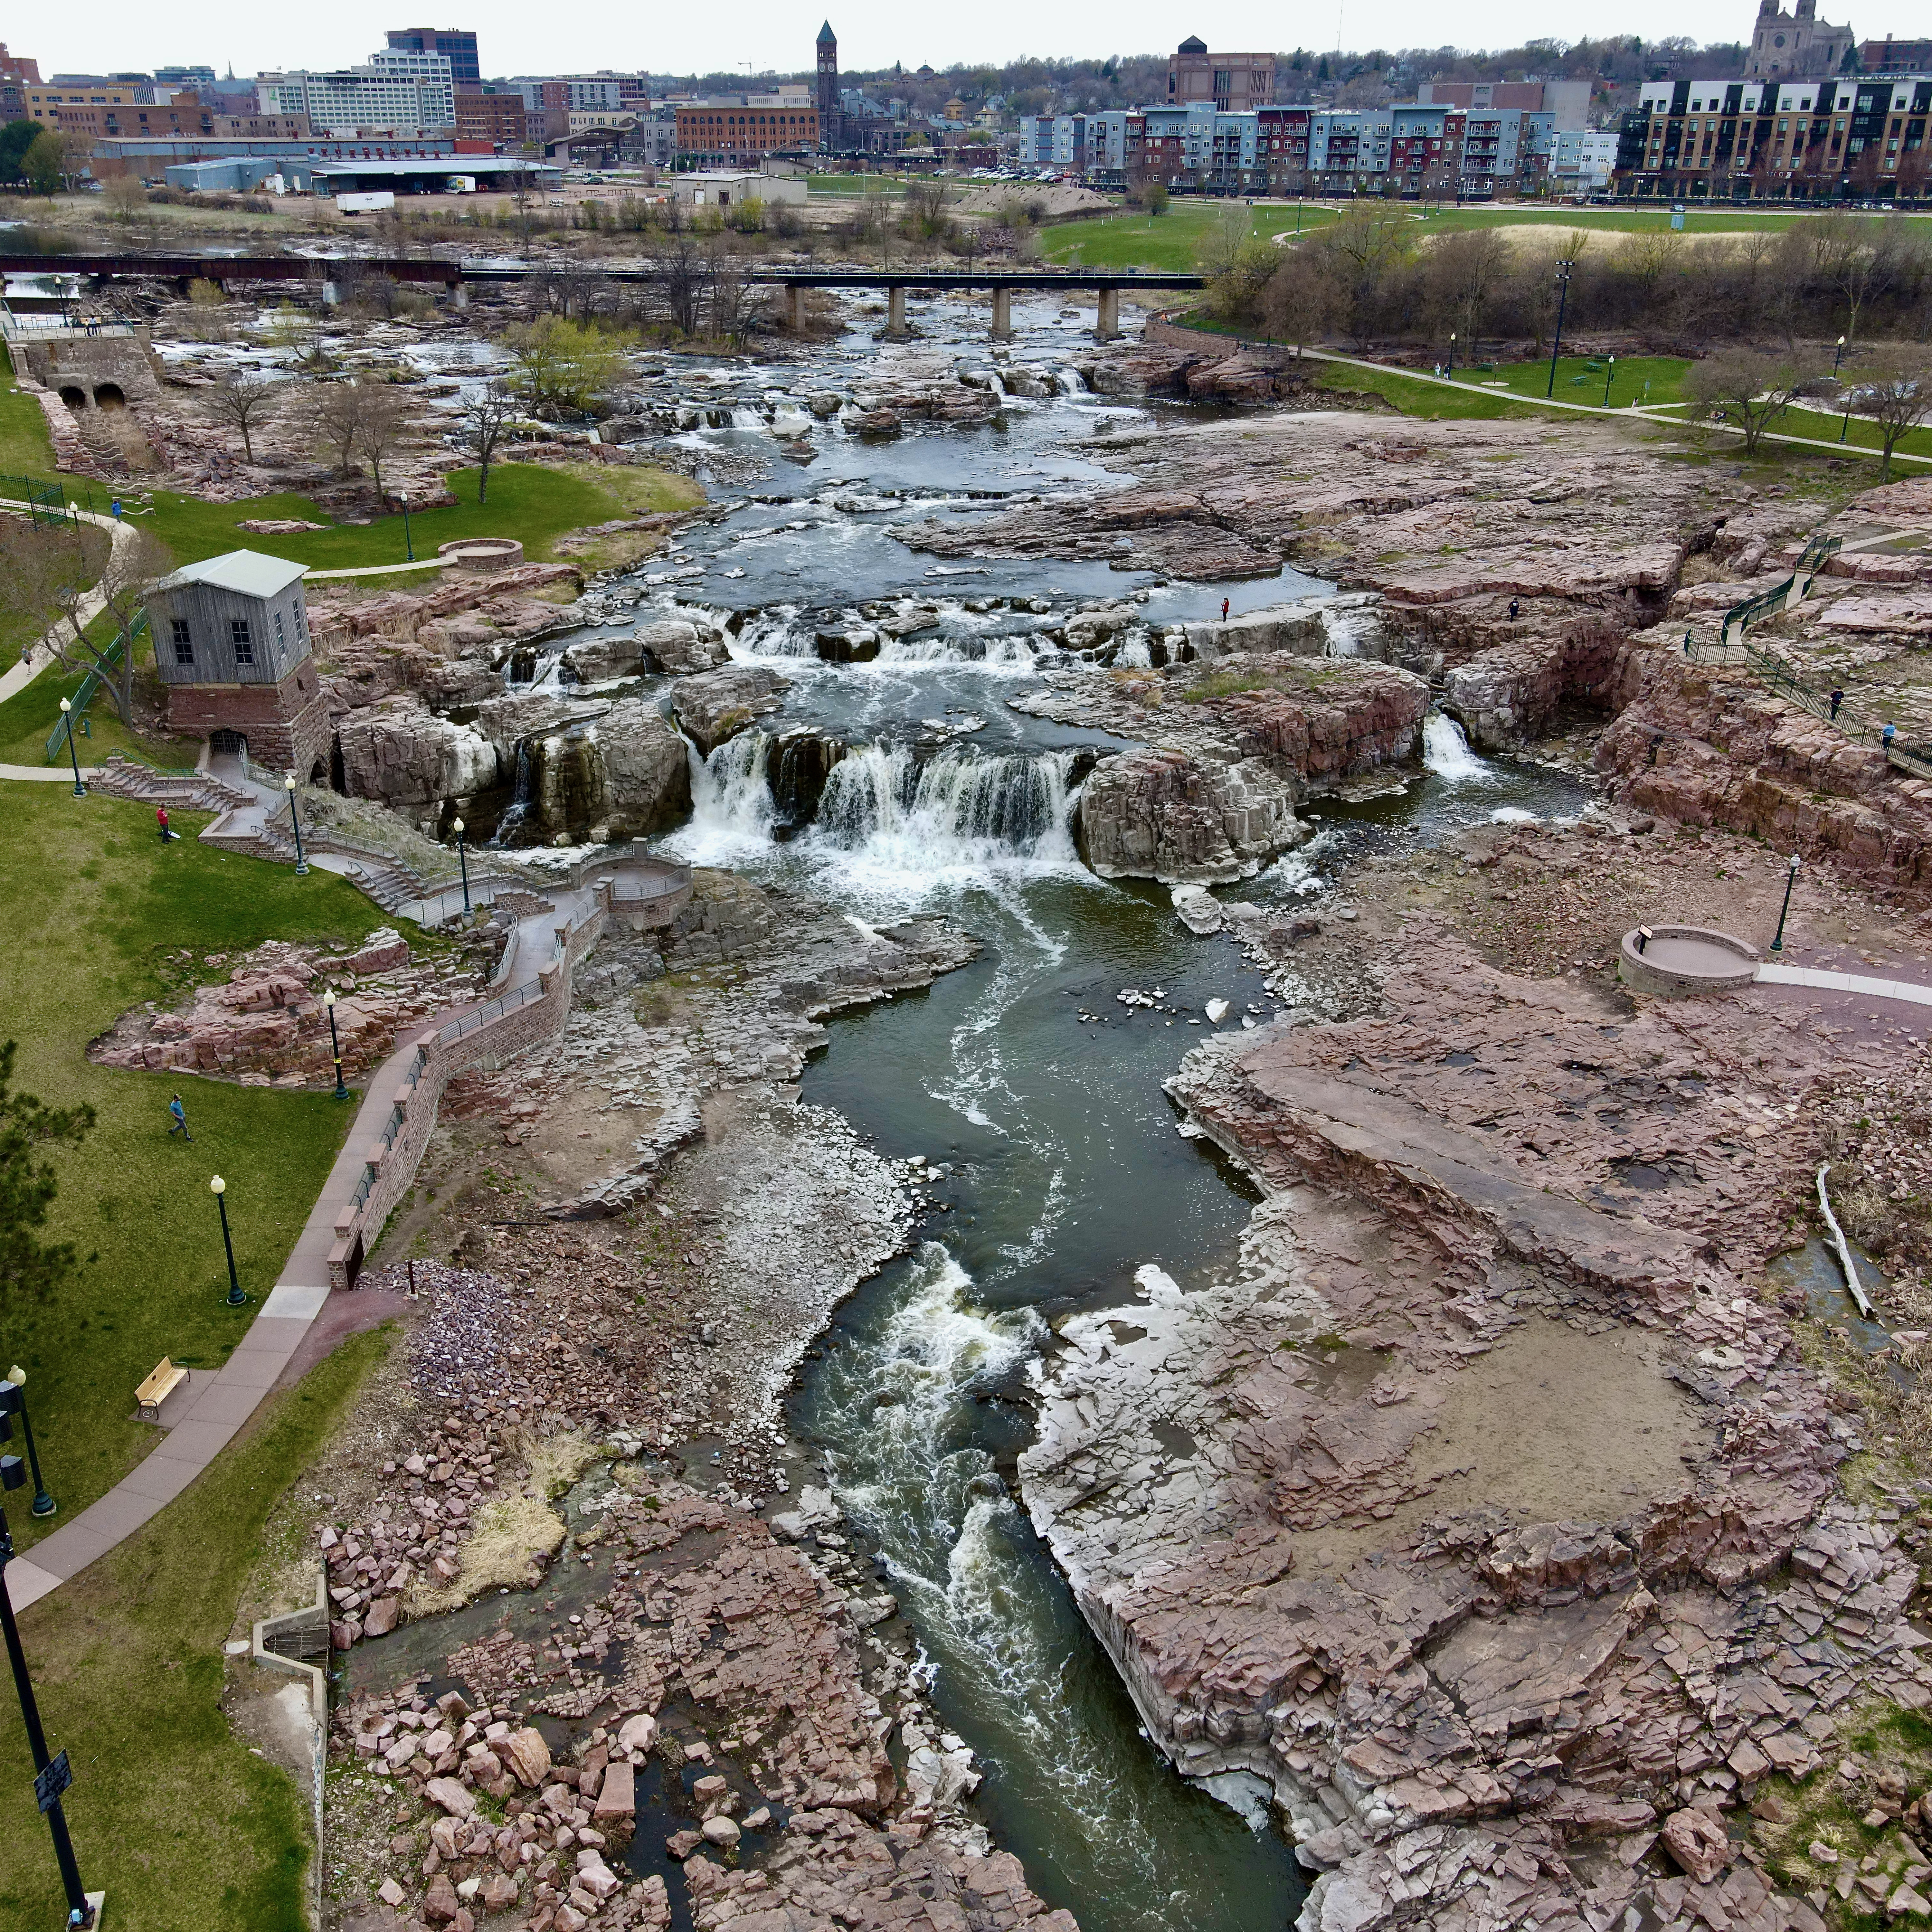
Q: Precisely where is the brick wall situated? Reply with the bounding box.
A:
[165,666,331,778]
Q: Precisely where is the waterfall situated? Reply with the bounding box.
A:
[673,730,777,861]
[811,745,1082,871]
[1423,712,1495,783]
[490,742,536,845]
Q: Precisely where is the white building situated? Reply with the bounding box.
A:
[258,49,455,134]
[1553,129,1619,190]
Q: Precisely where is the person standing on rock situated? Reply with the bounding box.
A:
[1884,722,1898,752]
[167,1093,192,1141]
[1221,598,1230,622]
[1830,688,1845,720]
[1508,599,1520,620]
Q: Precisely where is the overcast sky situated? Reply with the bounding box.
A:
[25,0,1872,80]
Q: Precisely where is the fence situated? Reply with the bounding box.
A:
[1718,531,1842,649]
[1686,627,1932,780]
[41,615,145,763]
[0,472,120,524]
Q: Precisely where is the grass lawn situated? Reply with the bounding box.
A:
[0,524,110,675]
[1042,199,1332,270]
[1312,359,1565,421]
[1781,401,1932,466]
[1391,203,1920,236]
[132,460,702,573]
[0,785,392,1553]
[0,1326,391,1932]
[1460,353,1693,409]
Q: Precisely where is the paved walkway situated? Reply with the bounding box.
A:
[0,500,142,705]
[3,888,588,1613]
[1756,962,1932,1008]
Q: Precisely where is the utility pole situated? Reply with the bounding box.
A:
[1545,257,1574,398]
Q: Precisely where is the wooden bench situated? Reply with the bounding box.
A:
[136,1358,188,1424]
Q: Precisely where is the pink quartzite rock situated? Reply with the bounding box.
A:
[1661,1806,1733,1884]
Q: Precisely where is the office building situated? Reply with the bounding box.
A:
[1167,37,1274,110]
[385,28,479,87]
[258,49,455,136]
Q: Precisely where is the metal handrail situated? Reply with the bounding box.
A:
[431,978,545,1049]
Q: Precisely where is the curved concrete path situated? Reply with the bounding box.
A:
[0,499,144,705]
[2,884,595,1613]
[1756,962,1932,1007]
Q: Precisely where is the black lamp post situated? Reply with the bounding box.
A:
[322,989,348,1102]
[1771,852,1801,953]
[3,1372,55,1518]
[400,489,414,563]
[283,774,309,875]
[1833,334,1847,377]
[451,816,471,914]
[1841,388,1855,444]
[1545,257,1574,399]
[1446,331,1456,378]
[211,1175,247,1307]
[0,1482,96,1927]
[57,698,85,798]
[1602,354,1616,407]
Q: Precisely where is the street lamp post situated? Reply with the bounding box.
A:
[451,816,471,914]
[322,989,348,1102]
[56,698,85,797]
[1603,354,1616,407]
[1545,258,1574,399]
[1771,852,1801,952]
[1841,389,1855,444]
[1446,332,1456,378]
[1833,334,1847,377]
[0,1487,97,1928]
[2,1372,55,1517]
[400,489,414,563]
[211,1175,247,1307]
[283,773,308,876]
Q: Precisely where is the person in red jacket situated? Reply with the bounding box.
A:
[156,806,175,842]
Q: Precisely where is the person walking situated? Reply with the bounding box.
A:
[1508,598,1520,620]
[167,1093,192,1141]
[1221,598,1230,622]
[1884,722,1898,752]
[156,804,175,842]
[1829,688,1845,720]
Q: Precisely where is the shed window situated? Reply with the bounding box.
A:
[275,611,286,655]
[171,617,194,664]
[231,617,254,664]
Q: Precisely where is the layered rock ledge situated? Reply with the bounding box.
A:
[1021,922,1926,1932]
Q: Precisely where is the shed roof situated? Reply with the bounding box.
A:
[153,550,308,599]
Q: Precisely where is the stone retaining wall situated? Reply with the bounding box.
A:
[327,903,608,1285]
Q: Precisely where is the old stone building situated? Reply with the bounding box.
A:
[149,550,330,779]
[1746,0,1856,79]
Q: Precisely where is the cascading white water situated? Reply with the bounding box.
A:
[665,730,777,864]
[1423,711,1495,783]
[812,744,1082,874]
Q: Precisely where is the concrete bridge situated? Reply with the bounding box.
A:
[0,254,1204,341]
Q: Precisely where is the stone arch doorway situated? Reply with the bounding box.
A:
[93,383,126,410]
[58,385,87,409]
[210,728,248,757]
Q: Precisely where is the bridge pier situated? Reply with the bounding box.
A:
[991,288,1012,341]
[1095,288,1120,341]
[886,287,907,337]
[785,284,807,331]
[451,281,469,310]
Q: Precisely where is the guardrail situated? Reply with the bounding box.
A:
[42,617,144,762]
[1718,531,1842,649]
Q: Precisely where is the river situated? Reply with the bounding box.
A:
[477,291,1586,1932]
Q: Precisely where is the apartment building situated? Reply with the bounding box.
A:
[1616,72,1932,199]
[453,87,526,147]
[258,50,456,135]
[38,90,309,142]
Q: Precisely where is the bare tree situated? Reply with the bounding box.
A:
[201,367,287,465]
[654,234,709,336]
[351,384,412,500]
[1426,228,1512,359]
[459,380,520,503]
[1683,348,1814,456]
[1260,248,1344,351]
[1847,350,1932,482]
[0,519,174,728]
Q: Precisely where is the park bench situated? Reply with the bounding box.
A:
[136,1357,189,1424]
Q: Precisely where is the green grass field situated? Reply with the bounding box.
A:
[1459,352,1693,408]
[0,786,391,1551]
[1042,199,1333,270]
[0,1326,390,1932]
[1041,196,1925,271]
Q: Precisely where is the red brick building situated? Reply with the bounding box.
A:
[454,87,527,147]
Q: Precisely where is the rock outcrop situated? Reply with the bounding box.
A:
[1018,654,1430,882]
[671,665,791,755]
[1596,638,1932,903]
[1021,922,1918,1932]
[335,697,499,806]
[638,616,730,674]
